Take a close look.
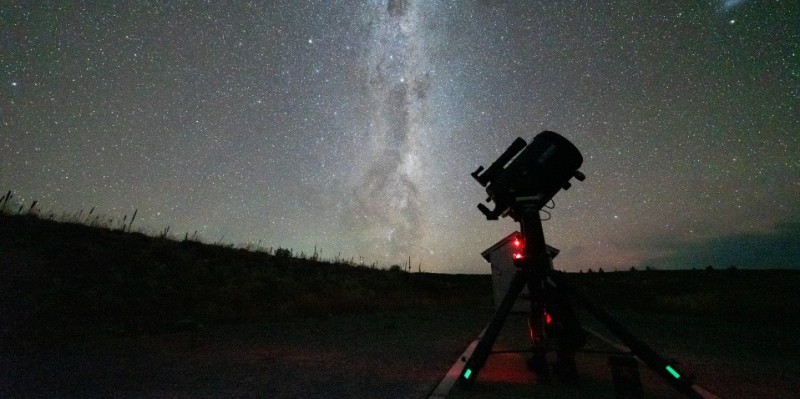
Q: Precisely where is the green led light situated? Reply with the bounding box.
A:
[463,368,472,379]
[665,365,681,379]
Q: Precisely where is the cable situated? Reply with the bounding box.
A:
[540,199,555,221]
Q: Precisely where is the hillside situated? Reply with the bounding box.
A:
[3,212,798,340]
[0,213,491,338]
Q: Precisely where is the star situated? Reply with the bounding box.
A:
[1,0,797,273]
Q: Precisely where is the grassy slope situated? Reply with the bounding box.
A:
[2,212,798,339]
[0,214,491,338]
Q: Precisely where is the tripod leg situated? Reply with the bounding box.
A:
[457,269,528,387]
[550,272,704,398]
[548,280,582,382]
[526,275,553,381]
[526,308,550,381]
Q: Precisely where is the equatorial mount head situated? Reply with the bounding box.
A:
[472,131,585,220]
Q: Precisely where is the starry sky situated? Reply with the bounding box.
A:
[2,0,798,273]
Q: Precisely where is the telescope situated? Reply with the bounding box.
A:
[459,131,708,399]
[459,131,587,386]
[471,131,585,220]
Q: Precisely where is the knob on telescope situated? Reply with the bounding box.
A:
[562,172,585,190]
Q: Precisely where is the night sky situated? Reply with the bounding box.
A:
[3,1,798,273]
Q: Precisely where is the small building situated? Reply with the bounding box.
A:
[481,231,560,312]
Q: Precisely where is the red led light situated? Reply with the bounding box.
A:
[512,236,525,260]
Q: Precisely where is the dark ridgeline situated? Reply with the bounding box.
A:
[1,210,797,342]
[0,212,490,339]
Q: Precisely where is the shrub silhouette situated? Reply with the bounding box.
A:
[274,247,292,258]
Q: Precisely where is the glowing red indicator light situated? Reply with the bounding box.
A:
[512,237,524,260]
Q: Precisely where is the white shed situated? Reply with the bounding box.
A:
[481,232,560,312]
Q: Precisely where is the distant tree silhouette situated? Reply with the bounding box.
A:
[274,247,292,258]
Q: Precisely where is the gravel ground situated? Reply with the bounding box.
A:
[1,310,489,399]
[5,307,795,399]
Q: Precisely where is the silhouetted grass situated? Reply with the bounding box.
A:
[3,210,796,342]
[0,213,491,339]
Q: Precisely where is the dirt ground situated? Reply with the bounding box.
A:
[1,311,488,398]
[3,307,798,398]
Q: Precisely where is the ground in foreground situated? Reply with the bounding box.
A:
[2,311,487,398]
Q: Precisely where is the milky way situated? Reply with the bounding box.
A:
[2,1,798,272]
[346,0,429,263]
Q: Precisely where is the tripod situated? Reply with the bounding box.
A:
[456,204,708,398]
[457,201,580,385]
[463,132,711,398]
